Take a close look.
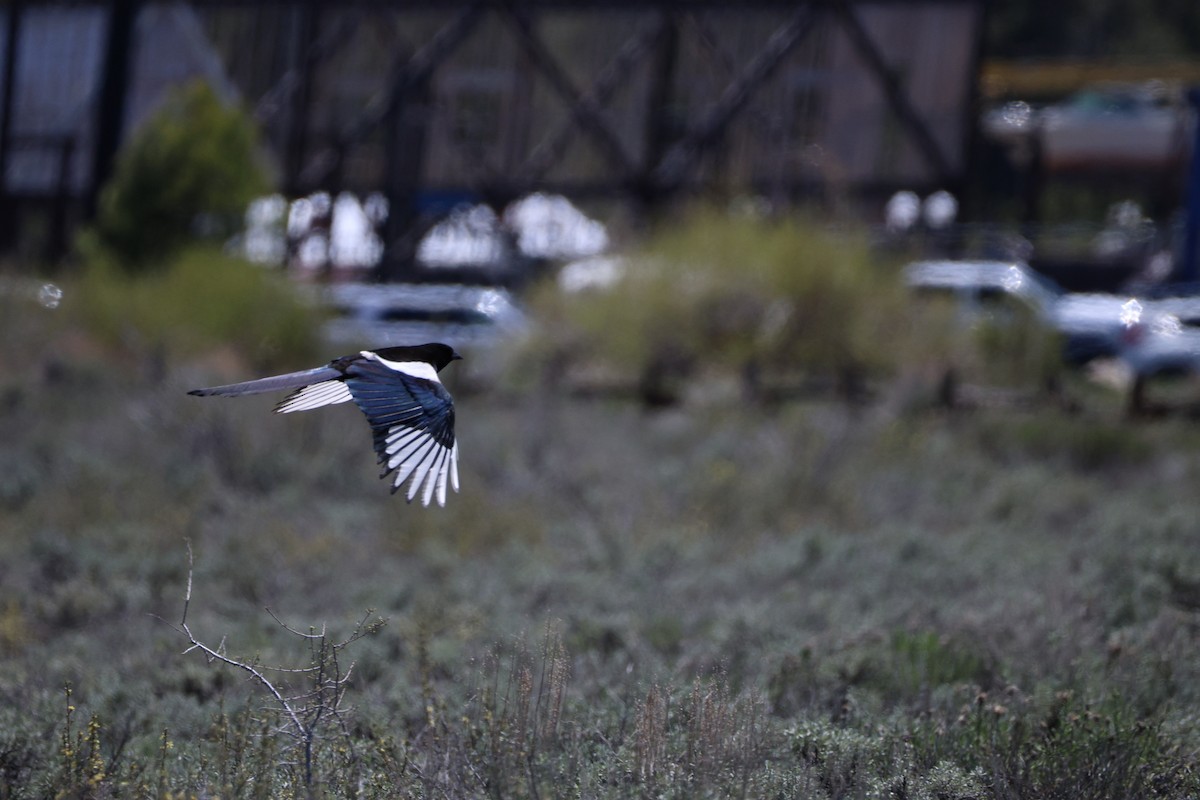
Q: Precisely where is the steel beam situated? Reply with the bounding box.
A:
[88,0,139,219]
[0,0,24,248]
[829,0,954,180]
[496,0,637,181]
[520,11,668,183]
[652,4,819,190]
[299,0,487,189]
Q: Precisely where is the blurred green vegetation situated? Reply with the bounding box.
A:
[522,211,911,402]
[970,304,1062,389]
[520,211,1059,407]
[74,246,320,372]
[59,78,315,376]
[81,80,269,272]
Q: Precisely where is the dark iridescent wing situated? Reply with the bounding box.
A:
[343,358,458,506]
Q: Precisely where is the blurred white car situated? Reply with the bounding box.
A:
[904,259,1168,366]
[317,282,527,347]
[1119,298,1200,379]
[1040,83,1190,171]
[983,83,1192,172]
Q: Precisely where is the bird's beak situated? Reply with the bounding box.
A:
[452,352,464,361]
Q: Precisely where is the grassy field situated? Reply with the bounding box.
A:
[3,269,1200,798]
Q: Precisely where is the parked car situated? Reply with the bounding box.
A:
[982,82,1192,172]
[1142,295,1200,329]
[316,282,527,346]
[1040,83,1190,171]
[1117,298,1200,378]
[904,259,1142,365]
[905,260,1200,412]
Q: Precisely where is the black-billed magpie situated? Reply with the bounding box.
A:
[189,343,462,506]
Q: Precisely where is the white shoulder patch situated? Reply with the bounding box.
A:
[363,350,441,383]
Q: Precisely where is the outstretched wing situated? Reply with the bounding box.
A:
[343,358,458,507]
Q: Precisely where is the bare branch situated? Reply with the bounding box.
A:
[164,542,382,789]
[174,543,307,743]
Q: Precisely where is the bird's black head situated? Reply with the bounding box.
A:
[376,343,463,372]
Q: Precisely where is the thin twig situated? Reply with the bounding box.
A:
[163,541,385,788]
[173,541,307,747]
[266,607,327,640]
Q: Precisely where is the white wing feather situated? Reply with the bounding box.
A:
[276,380,353,413]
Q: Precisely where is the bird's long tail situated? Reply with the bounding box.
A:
[188,366,342,398]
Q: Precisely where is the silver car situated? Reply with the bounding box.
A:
[904,259,1142,366]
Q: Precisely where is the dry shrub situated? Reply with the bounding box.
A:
[520,209,920,404]
[84,80,269,271]
[460,624,571,790]
[633,684,668,782]
[75,246,320,372]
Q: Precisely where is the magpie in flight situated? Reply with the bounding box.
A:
[189,343,462,506]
